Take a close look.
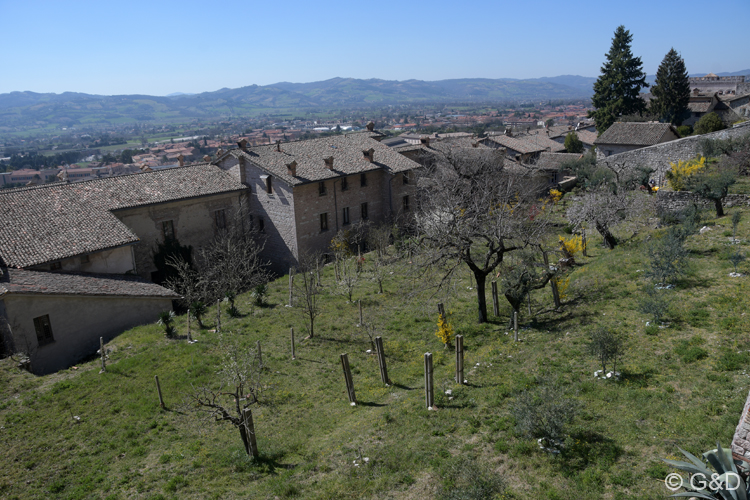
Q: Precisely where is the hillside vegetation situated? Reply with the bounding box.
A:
[1,199,749,500]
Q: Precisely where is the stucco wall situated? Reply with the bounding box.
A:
[3,294,172,374]
[598,123,750,183]
[114,192,244,280]
[30,245,135,274]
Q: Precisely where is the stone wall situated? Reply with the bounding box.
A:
[732,390,750,464]
[655,191,750,213]
[599,122,750,183]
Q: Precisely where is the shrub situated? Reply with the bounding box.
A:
[559,235,585,259]
[637,285,671,324]
[645,227,689,285]
[251,283,268,306]
[438,458,505,500]
[157,311,177,338]
[676,125,692,137]
[435,313,455,346]
[674,336,708,363]
[693,112,726,135]
[666,156,706,191]
[716,351,750,371]
[644,325,659,336]
[512,379,578,447]
[588,328,624,373]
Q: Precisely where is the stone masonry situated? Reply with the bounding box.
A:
[732,390,750,464]
[599,122,750,184]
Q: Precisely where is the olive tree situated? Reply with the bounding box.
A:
[413,147,551,323]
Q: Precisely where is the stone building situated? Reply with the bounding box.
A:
[213,129,419,272]
[0,165,248,372]
[689,73,746,94]
[594,122,680,159]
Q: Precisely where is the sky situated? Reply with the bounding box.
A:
[1,0,749,96]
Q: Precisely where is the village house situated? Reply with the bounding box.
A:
[212,127,419,272]
[594,122,680,159]
[480,133,550,163]
[0,164,248,373]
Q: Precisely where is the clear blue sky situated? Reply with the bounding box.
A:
[1,0,748,96]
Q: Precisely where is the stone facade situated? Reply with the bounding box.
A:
[598,122,750,184]
[28,245,135,274]
[732,390,750,463]
[114,192,245,280]
[655,190,750,212]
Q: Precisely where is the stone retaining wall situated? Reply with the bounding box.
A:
[655,191,750,212]
[599,122,750,182]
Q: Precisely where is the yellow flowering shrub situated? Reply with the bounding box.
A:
[435,313,455,346]
[549,188,563,204]
[666,156,706,191]
[559,235,585,259]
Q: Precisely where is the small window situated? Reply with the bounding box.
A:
[259,217,265,233]
[33,315,54,346]
[320,213,329,232]
[403,195,410,212]
[162,220,175,241]
[360,173,367,187]
[343,207,350,225]
[319,181,327,196]
[266,176,273,194]
[214,209,227,230]
[361,202,368,220]
[80,255,90,264]
[403,172,409,185]
[341,176,348,191]
[50,261,62,271]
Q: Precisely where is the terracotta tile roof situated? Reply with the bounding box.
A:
[225,132,419,186]
[0,164,246,268]
[0,268,178,298]
[594,122,678,146]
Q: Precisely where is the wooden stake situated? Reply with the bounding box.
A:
[340,353,357,405]
[582,227,588,257]
[542,249,561,309]
[187,308,192,342]
[455,335,464,385]
[375,336,390,385]
[99,337,106,373]
[242,407,259,458]
[513,311,518,342]
[216,299,221,332]
[256,340,262,369]
[291,327,296,360]
[528,292,532,316]
[358,299,363,326]
[491,281,500,316]
[155,375,165,408]
[288,267,294,307]
[424,352,434,409]
[437,302,446,320]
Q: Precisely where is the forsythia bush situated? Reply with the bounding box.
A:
[549,188,563,204]
[435,313,455,346]
[554,276,571,301]
[666,156,706,191]
[559,235,585,259]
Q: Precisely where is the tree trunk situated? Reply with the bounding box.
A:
[714,198,725,217]
[474,271,488,323]
[596,222,617,249]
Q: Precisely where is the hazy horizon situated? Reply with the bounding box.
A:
[2,0,749,96]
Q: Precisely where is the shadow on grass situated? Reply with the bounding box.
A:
[391,382,417,391]
[293,357,323,364]
[358,401,387,407]
[620,369,655,388]
[559,430,623,474]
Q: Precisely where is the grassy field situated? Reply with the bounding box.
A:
[1,202,749,500]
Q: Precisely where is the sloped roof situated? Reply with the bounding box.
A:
[224,132,419,186]
[0,164,246,268]
[481,135,547,154]
[531,152,586,171]
[0,268,179,298]
[594,122,678,146]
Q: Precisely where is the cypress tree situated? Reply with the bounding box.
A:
[564,132,584,153]
[649,48,691,125]
[589,26,649,134]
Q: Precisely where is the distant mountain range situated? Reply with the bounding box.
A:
[1,71,747,132]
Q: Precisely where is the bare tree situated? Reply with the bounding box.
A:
[500,250,556,320]
[337,256,359,303]
[367,223,393,294]
[413,147,552,323]
[566,188,644,249]
[185,333,264,456]
[295,253,322,338]
[166,203,271,312]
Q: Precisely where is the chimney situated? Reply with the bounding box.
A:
[472,141,478,148]
[177,154,184,167]
[203,155,211,162]
[237,138,248,151]
[546,130,550,136]
[287,160,297,177]
[363,148,374,163]
[275,140,281,152]
[420,136,430,147]
[366,121,375,132]
[324,156,334,170]
[217,148,224,157]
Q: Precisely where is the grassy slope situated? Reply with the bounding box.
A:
[1,203,749,500]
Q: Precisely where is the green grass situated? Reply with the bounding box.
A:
[1,206,750,499]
